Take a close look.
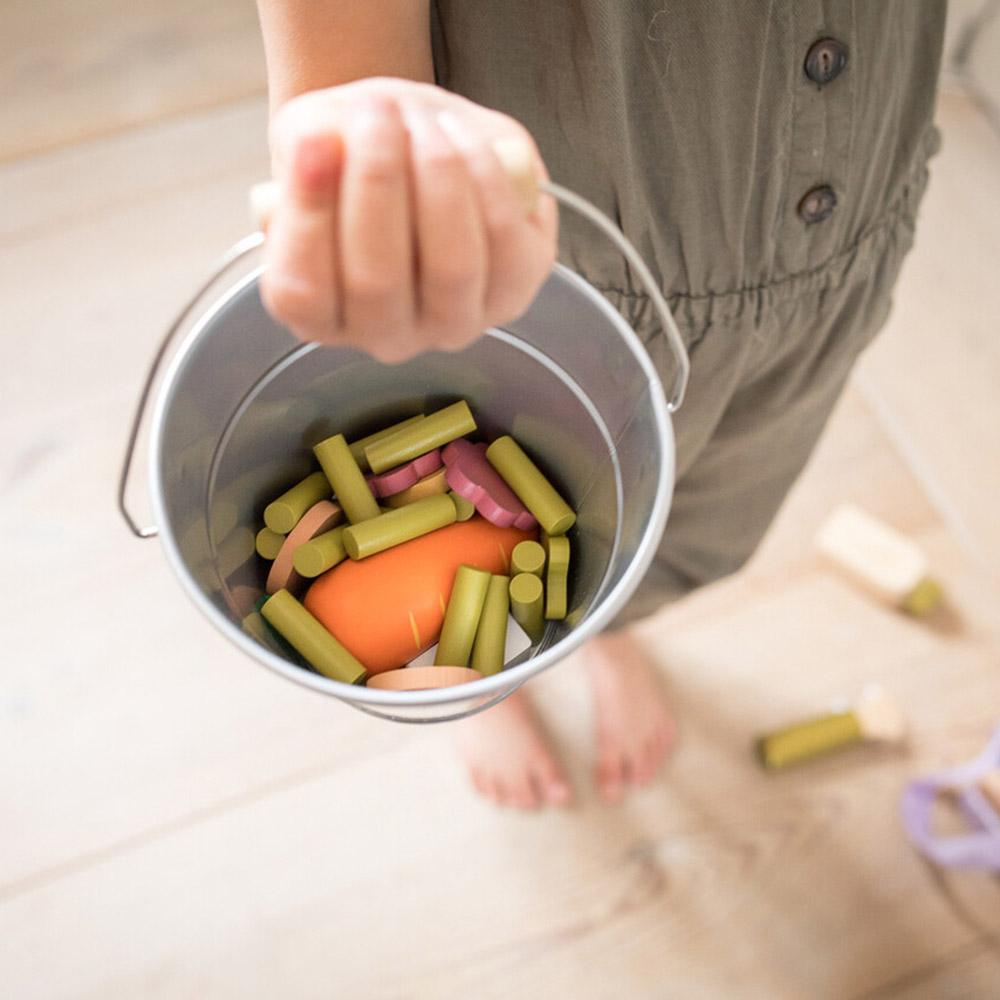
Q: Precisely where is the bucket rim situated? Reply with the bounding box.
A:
[149,260,676,708]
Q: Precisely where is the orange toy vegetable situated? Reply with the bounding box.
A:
[303,516,536,673]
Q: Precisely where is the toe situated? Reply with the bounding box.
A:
[509,778,540,810]
[485,777,506,806]
[533,761,573,807]
[632,740,663,786]
[471,767,490,797]
[596,750,626,802]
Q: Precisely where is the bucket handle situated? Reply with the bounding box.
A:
[117,231,266,539]
[250,175,691,411]
[539,179,690,412]
[119,180,691,539]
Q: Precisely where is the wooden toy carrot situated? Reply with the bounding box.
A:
[304,518,536,673]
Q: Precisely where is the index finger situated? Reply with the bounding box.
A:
[261,132,343,342]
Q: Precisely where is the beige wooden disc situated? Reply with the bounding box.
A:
[365,666,483,691]
[265,500,343,594]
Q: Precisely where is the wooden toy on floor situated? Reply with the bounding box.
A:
[901,724,1000,872]
[756,685,906,769]
[815,504,944,616]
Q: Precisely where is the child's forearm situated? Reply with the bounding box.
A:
[255,0,434,112]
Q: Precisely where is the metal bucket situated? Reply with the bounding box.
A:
[121,191,688,723]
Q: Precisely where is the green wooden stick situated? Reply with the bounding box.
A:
[511,540,546,577]
[255,526,285,560]
[342,494,457,559]
[485,435,575,535]
[436,565,491,667]
[542,533,570,620]
[313,433,381,524]
[448,490,476,522]
[263,471,330,534]
[348,414,425,472]
[365,400,476,474]
[756,712,863,769]
[470,575,511,676]
[260,589,367,684]
[509,572,545,643]
[292,525,348,578]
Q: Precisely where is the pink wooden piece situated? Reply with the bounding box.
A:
[442,439,537,530]
[365,448,443,499]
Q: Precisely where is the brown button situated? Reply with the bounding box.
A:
[798,185,837,224]
[804,38,848,86]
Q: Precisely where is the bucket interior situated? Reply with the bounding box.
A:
[152,265,673,722]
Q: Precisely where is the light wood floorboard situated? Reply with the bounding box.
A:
[2,15,999,999]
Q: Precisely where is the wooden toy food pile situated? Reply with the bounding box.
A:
[247,400,575,692]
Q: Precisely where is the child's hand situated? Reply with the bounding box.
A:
[260,77,558,363]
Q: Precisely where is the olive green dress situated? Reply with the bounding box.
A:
[432,1,946,624]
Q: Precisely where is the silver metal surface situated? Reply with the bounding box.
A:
[125,183,687,723]
[121,184,689,539]
[118,232,266,539]
[145,254,677,721]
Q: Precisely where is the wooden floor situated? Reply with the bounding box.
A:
[2,5,1000,998]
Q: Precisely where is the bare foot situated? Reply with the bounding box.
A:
[454,689,572,809]
[588,630,675,802]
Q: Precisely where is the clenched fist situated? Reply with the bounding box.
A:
[260,77,558,363]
